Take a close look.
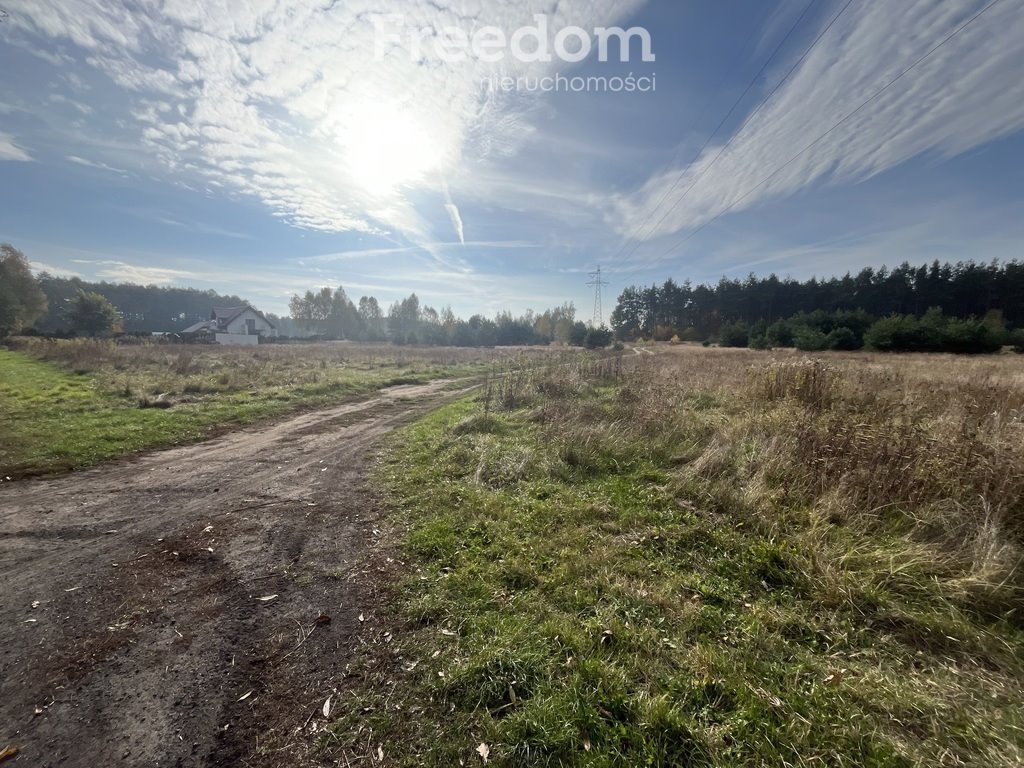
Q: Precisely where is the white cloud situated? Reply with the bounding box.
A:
[72,259,195,284]
[0,132,33,161]
[67,155,129,175]
[615,0,1024,244]
[3,0,642,252]
[30,260,81,277]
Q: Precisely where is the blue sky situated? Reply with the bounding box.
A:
[1,0,1023,321]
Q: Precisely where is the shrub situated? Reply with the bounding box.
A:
[1010,328,1024,354]
[825,326,859,351]
[584,326,614,349]
[766,320,794,348]
[865,310,1004,354]
[718,321,749,348]
[793,327,828,351]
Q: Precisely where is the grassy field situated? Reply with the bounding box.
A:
[328,346,1024,767]
[0,338,546,477]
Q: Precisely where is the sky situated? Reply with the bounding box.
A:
[1,0,1023,322]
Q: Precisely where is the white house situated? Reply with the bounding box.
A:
[182,305,277,346]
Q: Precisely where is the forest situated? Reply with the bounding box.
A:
[7,246,1023,353]
[30,273,250,334]
[611,259,1024,353]
[287,287,611,348]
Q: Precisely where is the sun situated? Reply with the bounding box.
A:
[339,100,443,196]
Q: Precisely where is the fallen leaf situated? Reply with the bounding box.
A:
[256,595,278,602]
[823,669,845,686]
[476,742,490,764]
[322,696,332,717]
[315,614,332,626]
[0,745,20,762]
[238,690,253,702]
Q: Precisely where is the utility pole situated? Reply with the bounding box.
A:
[586,266,609,328]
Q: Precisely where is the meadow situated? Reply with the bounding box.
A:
[331,346,1024,767]
[0,338,545,477]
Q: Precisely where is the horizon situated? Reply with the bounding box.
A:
[2,1,1024,321]
[25,254,1024,324]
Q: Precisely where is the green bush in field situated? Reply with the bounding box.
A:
[793,326,828,351]
[717,321,749,348]
[865,308,1005,354]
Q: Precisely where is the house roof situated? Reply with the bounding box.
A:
[210,305,276,328]
[181,320,216,333]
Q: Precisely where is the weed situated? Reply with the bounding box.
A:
[329,346,1024,767]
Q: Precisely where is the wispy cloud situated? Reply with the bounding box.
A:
[615,0,1024,244]
[0,131,33,162]
[72,259,195,285]
[3,0,641,252]
[67,155,129,175]
[30,260,81,278]
[441,177,466,245]
[108,205,254,240]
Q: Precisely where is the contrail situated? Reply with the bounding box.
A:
[440,176,465,245]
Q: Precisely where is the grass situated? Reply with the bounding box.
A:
[325,346,1024,767]
[0,339,554,476]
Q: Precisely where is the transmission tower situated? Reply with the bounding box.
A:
[586,266,609,328]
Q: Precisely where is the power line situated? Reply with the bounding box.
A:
[614,0,857,267]
[586,266,609,328]
[644,0,1008,266]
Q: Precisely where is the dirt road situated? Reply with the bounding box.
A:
[0,380,461,767]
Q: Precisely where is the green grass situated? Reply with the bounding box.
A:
[326,361,1024,767]
[0,347,479,476]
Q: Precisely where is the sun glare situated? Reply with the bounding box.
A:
[340,101,443,196]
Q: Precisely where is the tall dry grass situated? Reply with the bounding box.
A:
[5,337,556,398]
[498,346,1024,623]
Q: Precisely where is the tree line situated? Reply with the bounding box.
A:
[32,273,249,333]
[611,260,1024,353]
[1,244,613,347]
[288,286,613,348]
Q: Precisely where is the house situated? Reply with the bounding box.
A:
[181,305,277,346]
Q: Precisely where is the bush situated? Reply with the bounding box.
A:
[865,310,1004,354]
[718,321,749,348]
[766,320,794,348]
[1010,328,1024,354]
[793,327,828,351]
[584,326,614,349]
[825,326,859,351]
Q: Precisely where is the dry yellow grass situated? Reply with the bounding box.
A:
[333,344,1024,767]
